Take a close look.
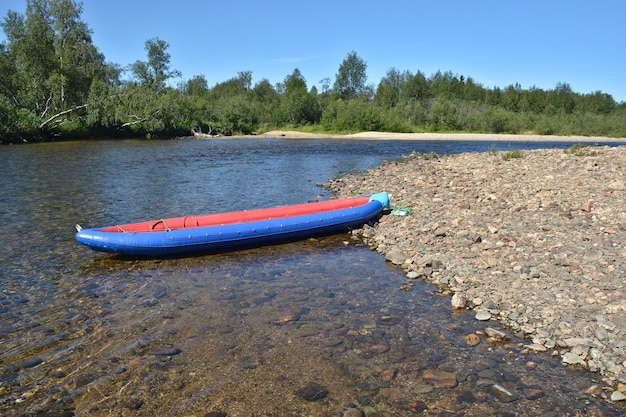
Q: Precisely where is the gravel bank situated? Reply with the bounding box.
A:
[326,145,626,391]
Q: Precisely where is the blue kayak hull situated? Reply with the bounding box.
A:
[75,193,389,257]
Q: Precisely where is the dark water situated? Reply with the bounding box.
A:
[1,138,625,416]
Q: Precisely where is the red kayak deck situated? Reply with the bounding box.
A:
[101,196,371,233]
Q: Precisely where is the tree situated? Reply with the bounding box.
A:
[280,68,319,125]
[208,71,252,100]
[182,75,208,96]
[131,37,181,91]
[283,68,307,95]
[375,67,406,109]
[0,43,18,106]
[251,78,280,124]
[2,1,56,114]
[1,0,112,135]
[546,82,576,114]
[502,83,522,112]
[400,70,431,103]
[333,51,367,100]
[48,0,106,105]
[580,91,616,114]
[237,70,252,91]
[461,76,486,103]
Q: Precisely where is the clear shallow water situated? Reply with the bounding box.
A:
[1,138,625,416]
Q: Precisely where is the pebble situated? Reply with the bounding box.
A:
[422,369,458,388]
[368,344,390,354]
[328,145,626,388]
[451,292,467,309]
[150,347,182,357]
[120,397,144,410]
[294,382,329,401]
[490,383,519,402]
[464,333,481,346]
[343,408,364,417]
[562,352,586,366]
[475,311,491,321]
[611,391,626,401]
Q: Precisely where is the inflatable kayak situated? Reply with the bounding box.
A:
[75,192,389,257]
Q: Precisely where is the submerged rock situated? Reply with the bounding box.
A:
[295,382,329,401]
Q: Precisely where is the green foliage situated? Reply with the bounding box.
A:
[563,144,600,157]
[321,98,383,132]
[502,147,524,161]
[426,97,460,131]
[277,69,321,126]
[0,0,115,139]
[131,37,181,92]
[0,95,20,142]
[0,3,624,142]
[483,107,519,134]
[410,150,439,160]
[333,51,367,100]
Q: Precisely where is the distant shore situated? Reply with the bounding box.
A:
[223,130,626,142]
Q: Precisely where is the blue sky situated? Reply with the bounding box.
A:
[1,0,625,102]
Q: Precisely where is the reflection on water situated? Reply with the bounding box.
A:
[1,139,625,416]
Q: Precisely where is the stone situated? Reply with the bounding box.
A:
[524,343,547,352]
[120,397,143,410]
[595,326,609,340]
[485,327,508,340]
[343,408,364,417]
[368,344,390,355]
[295,382,329,401]
[422,369,458,388]
[581,201,593,212]
[150,347,181,357]
[490,384,519,403]
[522,388,545,400]
[464,333,481,346]
[451,292,467,309]
[381,368,396,382]
[385,250,409,265]
[475,311,492,321]
[562,352,586,366]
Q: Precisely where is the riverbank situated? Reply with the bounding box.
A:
[248,130,626,142]
[326,145,626,396]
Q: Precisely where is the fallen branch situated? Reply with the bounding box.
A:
[120,115,151,127]
[119,110,160,128]
[39,104,88,129]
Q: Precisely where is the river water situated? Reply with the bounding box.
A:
[1,138,625,416]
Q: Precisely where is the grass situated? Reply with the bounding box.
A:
[501,147,524,161]
[502,149,524,160]
[563,143,601,157]
[411,150,439,160]
[487,143,524,160]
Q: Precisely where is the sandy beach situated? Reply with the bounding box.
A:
[251,130,626,142]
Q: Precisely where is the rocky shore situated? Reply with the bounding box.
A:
[326,144,626,397]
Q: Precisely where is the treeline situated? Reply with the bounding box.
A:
[1,0,625,144]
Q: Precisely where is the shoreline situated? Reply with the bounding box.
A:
[225,130,626,142]
[326,145,626,395]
